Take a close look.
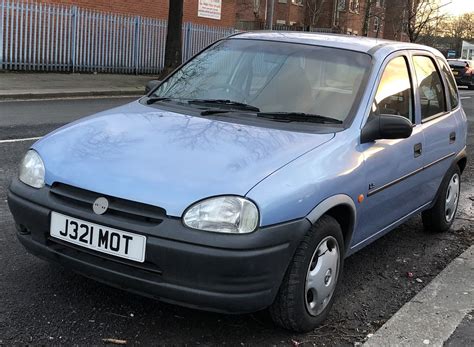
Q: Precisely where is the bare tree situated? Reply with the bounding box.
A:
[161,0,184,79]
[441,12,474,54]
[397,0,449,43]
[446,13,474,41]
[417,10,448,46]
[305,0,328,28]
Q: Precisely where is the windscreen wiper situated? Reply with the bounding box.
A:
[146,96,175,105]
[188,99,260,112]
[256,112,343,124]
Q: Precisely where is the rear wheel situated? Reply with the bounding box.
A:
[422,166,461,232]
[269,215,344,332]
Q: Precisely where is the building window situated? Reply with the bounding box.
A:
[349,0,360,13]
[338,0,347,11]
[291,0,303,5]
[374,17,380,32]
[276,19,287,25]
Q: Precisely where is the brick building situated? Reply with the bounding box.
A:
[43,0,237,27]
[236,0,414,42]
[383,0,411,42]
[236,0,305,29]
[334,0,386,38]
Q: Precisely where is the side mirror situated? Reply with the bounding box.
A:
[145,80,161,94]
[361,114,413,144]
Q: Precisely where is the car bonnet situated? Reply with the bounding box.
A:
[32,101,335,217]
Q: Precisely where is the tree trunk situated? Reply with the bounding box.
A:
[160,0,184,79]
[362,0,372,37]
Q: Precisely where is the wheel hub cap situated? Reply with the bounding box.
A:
[445,173,460,223]
[305,236,340,317]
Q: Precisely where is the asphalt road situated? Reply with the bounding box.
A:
[0,93,473,346]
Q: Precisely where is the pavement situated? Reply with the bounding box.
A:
[365,245,474,347]
[0,88,472,345]
[0,72,153,100]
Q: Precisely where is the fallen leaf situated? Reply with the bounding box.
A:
[102,338,127,345]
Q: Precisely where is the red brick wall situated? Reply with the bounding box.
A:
[39,0,236,27]
[274,1,304,25]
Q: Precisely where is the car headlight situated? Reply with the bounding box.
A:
[183,196,259,234]
[19,150,45,189]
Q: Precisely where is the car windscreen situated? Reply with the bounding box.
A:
[152,39,372,122]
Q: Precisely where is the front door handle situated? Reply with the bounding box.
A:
[414,143,422,158]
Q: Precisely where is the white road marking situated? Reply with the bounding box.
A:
[461,97,471,99]
[0,136,42,144]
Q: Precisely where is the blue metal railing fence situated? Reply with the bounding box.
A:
[0,0,237,74]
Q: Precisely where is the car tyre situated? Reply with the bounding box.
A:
[269,215,344,332]
[422,165,461,233]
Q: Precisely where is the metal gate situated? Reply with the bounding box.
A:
[0,0,236,74]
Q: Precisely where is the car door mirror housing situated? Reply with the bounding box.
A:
[145,80,161,94]
[361,114,413,144]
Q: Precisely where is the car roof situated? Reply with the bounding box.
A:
[232,31,441,56]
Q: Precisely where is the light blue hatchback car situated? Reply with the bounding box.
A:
[8,32,468,332]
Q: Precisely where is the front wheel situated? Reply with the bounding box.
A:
[422,166,461,232]
[269,215,344,332]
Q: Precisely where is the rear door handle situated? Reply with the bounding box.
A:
[414,143,422,158]
[449,132,456,143]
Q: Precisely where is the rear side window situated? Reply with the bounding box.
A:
[438,58,459,109]
[371,56,413,121]
[413,56,446,120]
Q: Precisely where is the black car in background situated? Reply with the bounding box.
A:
[448,59,474,89]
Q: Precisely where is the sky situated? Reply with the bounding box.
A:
[440,0,474,16]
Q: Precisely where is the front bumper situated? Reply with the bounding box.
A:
[8,178,310,314]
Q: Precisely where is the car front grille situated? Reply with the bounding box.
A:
[49,183,166,226]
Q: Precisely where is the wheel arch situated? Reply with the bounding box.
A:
[454,146,467,174]
[457,157,467,174]
[305,195,356,254]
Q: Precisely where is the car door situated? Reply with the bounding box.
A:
[354,52,426,246]
[412,53,462,204]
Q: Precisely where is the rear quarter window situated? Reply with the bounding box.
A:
[413,56,447,120]
[438,58,460,110]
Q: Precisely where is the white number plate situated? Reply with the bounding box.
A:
[50,212,146,263]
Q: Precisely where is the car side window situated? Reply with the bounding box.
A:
[371,56,413,121]
[413,56,447,120]
[437,58,460,110]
